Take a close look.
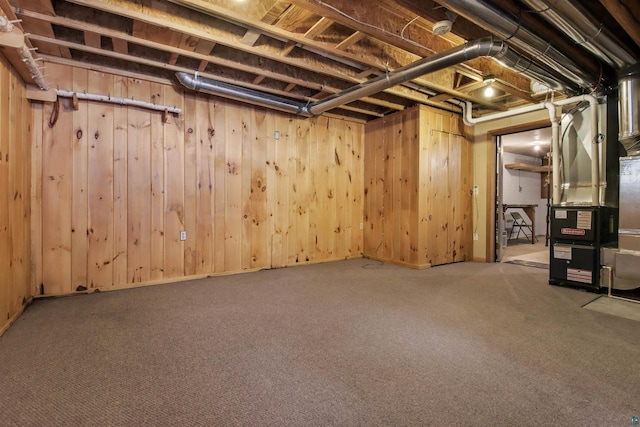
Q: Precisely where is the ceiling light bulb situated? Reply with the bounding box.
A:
[484,85,494,97]
[534,145,540,151]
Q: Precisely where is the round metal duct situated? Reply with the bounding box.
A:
[619,64,640,155]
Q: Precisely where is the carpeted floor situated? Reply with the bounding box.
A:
[1,259,639,426]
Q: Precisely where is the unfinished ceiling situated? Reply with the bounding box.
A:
[1,0,639,121]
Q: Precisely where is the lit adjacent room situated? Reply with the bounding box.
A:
[1,0,639,425]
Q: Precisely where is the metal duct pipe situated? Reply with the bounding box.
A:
[308,37,506,115]
[436,0,596,89]
[178,37,576,118]
[519,0,636,69]
[618,65,640,156]
[175,72,312,117]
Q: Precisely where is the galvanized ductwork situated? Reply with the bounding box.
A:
[177,37,575,117]
[519,0,637,70]
[618,65,640,156]
[435,0,597,90]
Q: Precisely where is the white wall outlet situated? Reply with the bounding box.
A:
[180,230,187,241]
[473,233,479,241]
[274,130,280,140]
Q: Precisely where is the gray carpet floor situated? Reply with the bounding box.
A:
[1,259,639,426]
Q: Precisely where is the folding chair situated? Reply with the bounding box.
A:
[509,211,534,243]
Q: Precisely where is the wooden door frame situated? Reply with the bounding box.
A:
[484,119,550,262]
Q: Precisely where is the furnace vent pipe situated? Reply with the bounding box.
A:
[519,0,636,69]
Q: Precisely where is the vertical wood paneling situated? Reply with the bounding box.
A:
[163,86,185,278]
[42,66,73,294]
[33,63,365,295]
[183,93,197,276]
[316,116,330,259]
[1,57,11,317]
[363,105,471,268]
[71,67,88,289]
[31,103,43,295]
[87,70,114,288]
[150,83,165,280]
[224,103,242,272]
[296,119,310,263]
[350,123,363,257]
[127,78,152,283]
[213,100,226,272]
[241,107,253,270]
[1,53,32,334]
[8,67,26,314]
[306,119,318,262]
[195,96,214,274]
[250,109,268,269]
[112,75,128,286]
[287,118,298,265]
[335,122,346,259]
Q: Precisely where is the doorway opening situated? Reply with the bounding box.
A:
[496,127,551,268]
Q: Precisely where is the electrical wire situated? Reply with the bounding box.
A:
[313,0,438,54]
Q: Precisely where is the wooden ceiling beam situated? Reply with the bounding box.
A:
[83,31,101,49]
[112,37,128,54]
[241,29,262,46]
[285,0,531,94]
[162,0,503,107]
[336,31,366,50]
[58,1,451,109]
[303,17,334,39]
[598,0,640,48]
[26,31,398,115]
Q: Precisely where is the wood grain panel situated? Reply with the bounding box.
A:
[71,67,88,290]
[112,75,128,285]
[183,93,198,275]
[42,65,73,293]
[127,78,152,283]
[0,52,31,335]
[195,96,214,274]
[363,105,471,268]
[87,70,115,288]
[163,86,185,278]
[32,62,365,295]
[150,82,165,280]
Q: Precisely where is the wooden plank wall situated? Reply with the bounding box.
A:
[363,105,472,268]
[0,52,32,335]
[32,63,364,295]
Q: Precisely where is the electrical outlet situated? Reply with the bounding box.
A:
[473,185,479,196]
[473,233,479,241]
[274,130,280,140]
[180,230,187,241]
